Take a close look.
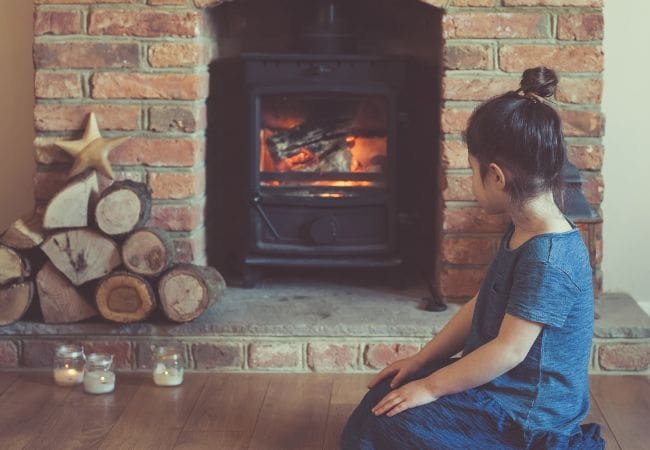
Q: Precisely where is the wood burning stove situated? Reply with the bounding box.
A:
[207,53,411,284]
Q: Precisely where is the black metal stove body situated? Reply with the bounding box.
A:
[207,53,409,277]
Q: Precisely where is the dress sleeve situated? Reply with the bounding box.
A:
[506,261,581,328]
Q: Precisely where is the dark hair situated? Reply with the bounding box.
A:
[464,66,566,208]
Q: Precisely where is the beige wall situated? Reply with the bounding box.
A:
[0,0,35,230]
[0,1,648,302]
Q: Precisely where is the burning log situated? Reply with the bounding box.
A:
[94,180,152,236]
[42,170,98,229]
[95,271,156,323]
[158,264,225,323]
[36,262,98,324]
[0,282,34,326]
[121,228,174,278]
[41,229,121,286]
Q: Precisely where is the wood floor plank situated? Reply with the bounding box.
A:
[583,391,621,450]
[323,404,356,450]
[22,373,144,450]
[330,374,373,405]
[98,373,208,450]
[173,373,270,450]
[590,375,650,450]
[0,373,72,449]
[0,372,18,395]
[248,374,333,450]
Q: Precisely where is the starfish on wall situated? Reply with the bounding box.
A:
[55,112,130,180]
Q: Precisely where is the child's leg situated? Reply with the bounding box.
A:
[340,358,457,450]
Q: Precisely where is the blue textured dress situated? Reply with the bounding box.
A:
[341,222,605,449]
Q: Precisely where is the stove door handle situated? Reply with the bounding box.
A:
[251,195,281,239]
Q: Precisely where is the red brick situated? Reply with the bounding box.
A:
[443,13,549,39]
[35,137,70,165]
[581,173,604,204]
[35,72,82,99]
[307,343,358,371]
[567,144,603,170]
[148,171,205,200]
[148,43,205,68]
[173,232,206,263]
[443,77,518,101]
[0,341,18,368]
[82,341,133,370]
[22,340,57,368]
[110,138,203,167]
[441,237,496,265]
[558,14,603,41]
[33,171,68,201]
[598,343,650,371]
[34,104,140,131]
[441,108,472,134]
[91,73,208,100]
[193,0,230,6]
[442,174,474,201]
[248,343,302,369]
[149,0,188,4]
[34,43,139,69]
[34,10,82,35]
[441,139,469,170]
[500,45,603,73]
[149,105,206,133]
[556,78,602,104]
[450,0,497,5]
[503,0,601,6]
[363,343,420,370]
[148,204,203,231]
[443,207,509,233]
[439,267,487,298]
[192,343,243,370]
[559,109,603,137]
[443,44,491,70]
[136,342,190,370]
[89,10,200,37]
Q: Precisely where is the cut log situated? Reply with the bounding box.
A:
[0,213,45,250]
[94,180,151,236]
[95,272,156,323]
[121,228,174,278]
[0,245,31,285]
[42,170,99,229]
[0,282,34,326]
[158,264,226,323]
[36,262,98,324]
[41,229,121,286]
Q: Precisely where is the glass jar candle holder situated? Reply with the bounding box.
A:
[152,345,184,387]
[53,344,85,386]
[83,353,115,394]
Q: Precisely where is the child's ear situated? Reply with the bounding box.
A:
[488,163,507,190]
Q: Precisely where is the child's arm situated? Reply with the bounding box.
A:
[372,313,543,417]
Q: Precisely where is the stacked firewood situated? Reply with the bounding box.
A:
[0,171,225,326]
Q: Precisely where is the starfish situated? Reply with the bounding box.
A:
[55,112,129,180]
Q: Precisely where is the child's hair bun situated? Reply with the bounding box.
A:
[519,66,558,98]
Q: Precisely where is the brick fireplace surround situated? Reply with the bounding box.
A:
[1,0,647,375]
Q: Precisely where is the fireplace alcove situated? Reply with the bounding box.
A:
[205,0,444,292]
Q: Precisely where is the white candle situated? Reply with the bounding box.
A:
[153,364,184,386]
[83,371,115,394]
[53,368,84,386]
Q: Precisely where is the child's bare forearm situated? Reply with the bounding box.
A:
[415,295,477,365]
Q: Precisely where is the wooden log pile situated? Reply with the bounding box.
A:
[0,170,225,326]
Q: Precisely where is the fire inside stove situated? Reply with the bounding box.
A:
[259,94,388,195]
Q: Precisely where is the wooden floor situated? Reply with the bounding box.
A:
[0,372,648,450]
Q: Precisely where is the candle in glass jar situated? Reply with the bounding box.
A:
[53,367,84,386]
[83,371,115,394]
[153,363,184,386]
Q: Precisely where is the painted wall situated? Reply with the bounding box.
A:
[0,0,35,230]
[0,1,648,302]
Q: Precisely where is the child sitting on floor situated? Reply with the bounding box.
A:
[341,66,604,450]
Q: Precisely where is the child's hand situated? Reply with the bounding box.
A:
[367,355,425,390]
[371,378,439,417]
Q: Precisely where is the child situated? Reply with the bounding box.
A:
[341,67,604,450]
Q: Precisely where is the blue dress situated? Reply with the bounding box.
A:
[341,222,605,449]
